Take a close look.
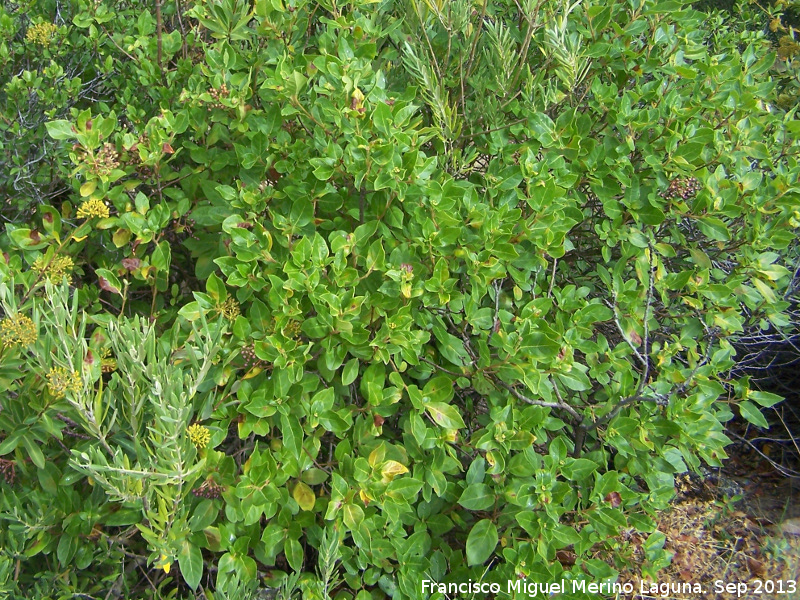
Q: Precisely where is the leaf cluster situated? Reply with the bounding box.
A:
[0,0,798,597]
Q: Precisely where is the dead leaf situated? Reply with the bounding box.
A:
[121,258,140,271]
[779,517,800,536]
[606,491,622,507]
[746,557,766,577]
[556,550,576,566]
[98,276,120,295]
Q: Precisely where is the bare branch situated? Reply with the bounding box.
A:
[496,379,582,421]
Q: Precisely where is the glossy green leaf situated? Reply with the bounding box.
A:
[466,519,498,566]
[178,541,203,590]
[425,402,466,430]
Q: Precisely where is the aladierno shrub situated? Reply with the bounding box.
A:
[0,0,799,597]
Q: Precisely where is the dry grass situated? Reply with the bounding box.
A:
[608,474,800,600]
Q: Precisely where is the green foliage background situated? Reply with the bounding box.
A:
[0,0,799,597]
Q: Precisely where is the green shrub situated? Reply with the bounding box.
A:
[0,0,798,597]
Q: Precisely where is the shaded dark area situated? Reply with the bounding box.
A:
[727,262,800,497]
[730,339,800,483]
[693,0,800,28]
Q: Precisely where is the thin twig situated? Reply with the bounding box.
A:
[636,244,656,396]
[497,379,581,421]
[412,0,442,80]
[419,356,463,377]
[728,430,800,480]
[457,118,527,142]
[606,292,647,367]
[464,0,488,82]
[572,392,668,458]
[487,278,504,345]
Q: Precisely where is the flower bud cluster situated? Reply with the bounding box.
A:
[207,84,229,109]
[660,177,701,201]
[192,479,224,499]
[47,366,83,398]
[217,297,240,321]
[99,348,117,373]
[778,35,800,60]
[76,143,120,177]
[25,22,58,47]
[0,458,15,484]
[283,320,301,338]
[187,424,211,449]
[32,254,74,284]
[95,143,120,176]
[77,198,110,220]
[0,314,38,347]
[240,343,262,369]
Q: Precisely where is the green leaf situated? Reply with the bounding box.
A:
[0,429,22,455]
[425,402,466,430]
[561,458,599,481]
[189,500,219,531]
[458,484,495,510]
[281,413,303,459]
[45,120,76,140]
[422,375,454,404]
[556,369,591,391]
[22,436,45,470]
[261,524,285,555]
[285,538,303,572]
[37,463,59,495]
[373,102,393,135]
[80,181,97,197]
[342,503,365,529]
[57,535,77,567]
[738,400,768,428]
[178,541,203,590]
[552,524,581,547]
[342,358,359,386]
[301,468,329,485]
[360,362,385,405]
[528,113,556,145]
[178,301,203,321]
[206,272,227,303]
[151,240,172,273]
[386,478,423,501]
[432,323,471,366]
[748,391,783,408]
[752,278,776,303]
[466,519,498,565]
[697,217,730,242]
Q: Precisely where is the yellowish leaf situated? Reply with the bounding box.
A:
[243,366,263,380]
[80,181,97,197]
[368,443,385,467]
[380,460,408,483]
[293,481,316,511]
